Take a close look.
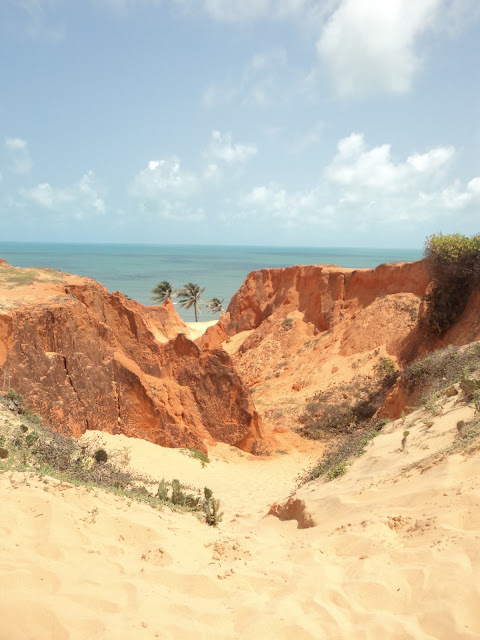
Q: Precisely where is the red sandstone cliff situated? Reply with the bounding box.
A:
[199,261,430,350]
[0,262,263,454]
[380,289,480,419]
[198,260,480,432]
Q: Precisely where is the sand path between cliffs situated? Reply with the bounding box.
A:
[1,398,480,640]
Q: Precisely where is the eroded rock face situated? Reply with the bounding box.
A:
[206,260,480,429]
[197,260,479,429]
[0,263,263,453]
[199,261,430,350]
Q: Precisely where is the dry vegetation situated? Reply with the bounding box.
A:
[0,265,62,288]
[303,343,480,484]
[0,391,223,526]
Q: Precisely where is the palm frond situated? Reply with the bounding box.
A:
[151,280,174,304]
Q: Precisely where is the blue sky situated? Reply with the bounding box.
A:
[1,0,479,248]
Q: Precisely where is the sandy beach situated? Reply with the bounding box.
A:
[1,389,479,639]
[185,320,218,341]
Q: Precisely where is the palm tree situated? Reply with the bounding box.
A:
[206,297,225,315]
[151,280,174,304]
[176,282,205,321]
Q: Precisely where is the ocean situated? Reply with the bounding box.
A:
[0,243,422,322]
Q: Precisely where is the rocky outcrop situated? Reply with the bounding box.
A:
[198,261,430,351]
[197,259,480,431]
[194,261,433,433]
[379,294,480,420]
[0,263,263,453]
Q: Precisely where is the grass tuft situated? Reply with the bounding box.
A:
[0,391,223,526]
[303,420,389,483]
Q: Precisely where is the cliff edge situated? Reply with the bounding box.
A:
[0,261,264,454]
[198,260,480,433]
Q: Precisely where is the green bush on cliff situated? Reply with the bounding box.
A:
[423,233,480,335]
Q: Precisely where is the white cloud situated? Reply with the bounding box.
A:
[431,176,480,210]
[130,157,197,198]
[129,131,257,219]
[236,182,332,227]
[20,171,106,220]
[129,156,203,220]
[5,137,33,174]
[317,0,441,97]
[177,0,307,23]
[207,131,257,165]
[231,133,479,230]
[250,49,288,71]
[11,0,66,41]
[202,85,237,109]
[327,133,455,191]
[432,0,480,35]
[203,47,298,108]
[203,162,221,182]
[189,0,479,102]
[292,120,324,153]
[97,0,162,17]
[327,135,480,225]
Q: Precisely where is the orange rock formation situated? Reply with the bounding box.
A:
[0,262,263,453]
[200,261,430,347]
[199,260,480,431]
[2,257,478,452]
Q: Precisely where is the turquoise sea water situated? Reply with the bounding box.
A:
[0,243,422,322]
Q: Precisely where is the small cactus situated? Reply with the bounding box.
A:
[157,479,169,501]
[202,487,223,526]
[204,497,224,527]
[171,479,186,506]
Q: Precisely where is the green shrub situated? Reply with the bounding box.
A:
[304,421,387,483]
[6,389,23,405]
[25,432,39,447]
[423,233,480,335]
[94,449,108,463]
[328,461,347,480]
[374,357,399,386]
[185,447,210,467]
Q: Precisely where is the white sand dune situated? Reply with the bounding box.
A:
[1,393,480,639]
